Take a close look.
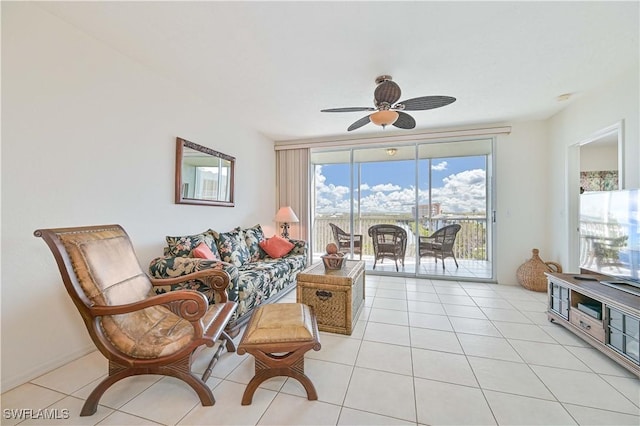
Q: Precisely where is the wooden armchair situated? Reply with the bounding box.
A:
[329,223,362,259]
[368,224,407,271]
[419,224,462,269]
[34,224,237,416]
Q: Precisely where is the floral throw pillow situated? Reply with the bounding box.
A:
[243,224,266,262]
[215,227,251,266]
[165,230,219,258]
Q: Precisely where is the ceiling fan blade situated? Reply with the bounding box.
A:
[396,95,456,111]
[374,80,401,105]
[392,112,416,129]
[321,107,375,113]
[347,115,371,131]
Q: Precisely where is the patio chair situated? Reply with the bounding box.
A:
[419,224,461,269]
[368,224,407,271]
[34,224,237,416]
[329,223,362,259]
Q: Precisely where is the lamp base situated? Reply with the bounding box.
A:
[280,223,290,239]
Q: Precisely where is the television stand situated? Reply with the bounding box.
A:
[600,280,640,297]
[546,273,640,377]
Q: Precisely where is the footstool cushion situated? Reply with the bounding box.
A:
[237,303,321,405]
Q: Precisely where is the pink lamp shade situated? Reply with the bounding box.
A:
[275,206,299,223]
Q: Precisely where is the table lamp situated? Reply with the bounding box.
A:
[274,206,299,238]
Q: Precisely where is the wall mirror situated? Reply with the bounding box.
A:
[175,137,235,206]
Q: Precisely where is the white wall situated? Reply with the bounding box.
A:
[494,121,552,284]
[548,65,640,269]
[1,3,276,390]
[580,144,618,172]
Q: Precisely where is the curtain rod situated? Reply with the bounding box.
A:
[274,125,511,151]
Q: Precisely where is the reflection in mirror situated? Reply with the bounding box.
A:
[175,137,235,206]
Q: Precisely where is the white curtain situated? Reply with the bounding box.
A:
[275,148,310,243]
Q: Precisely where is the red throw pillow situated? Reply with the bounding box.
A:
[192,242,217,260]
[259,235,295,259]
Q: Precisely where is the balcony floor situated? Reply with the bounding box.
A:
[312,255,493,281]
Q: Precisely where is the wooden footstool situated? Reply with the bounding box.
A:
[237,303,321,405]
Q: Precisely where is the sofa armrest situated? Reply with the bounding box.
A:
[287,238,308,257]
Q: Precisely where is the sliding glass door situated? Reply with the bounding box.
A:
[310,138,494,281]
[353,147,417,273]
[417,140,492,278]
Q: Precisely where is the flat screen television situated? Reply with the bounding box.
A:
[579,189,640,290]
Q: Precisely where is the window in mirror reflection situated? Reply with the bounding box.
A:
[176,138,235,206]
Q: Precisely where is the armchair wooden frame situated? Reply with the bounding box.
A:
[35,225,237,416]
[329,223,362,260]
[419,224,462,269]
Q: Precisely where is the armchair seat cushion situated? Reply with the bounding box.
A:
[421,241,442,251]
[101,300,229,359]
[101,305,195,359]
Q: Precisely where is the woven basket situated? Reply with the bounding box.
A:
[321,254,345,270]
[516,248,562,292]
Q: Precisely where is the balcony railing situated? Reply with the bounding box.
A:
[313,214,488,260]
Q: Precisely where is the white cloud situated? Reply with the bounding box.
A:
[431,161,448,171]
[314,165,326,186]
[370,183,401,192]
[422,169,486,213]
[314,165,351,213]
[314,165,486,215]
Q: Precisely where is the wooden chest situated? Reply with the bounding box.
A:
[296,260,365,335]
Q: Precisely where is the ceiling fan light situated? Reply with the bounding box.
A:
[370,110,399,127]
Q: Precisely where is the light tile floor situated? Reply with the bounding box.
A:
[313,255,493,280]
[2,276,639,425]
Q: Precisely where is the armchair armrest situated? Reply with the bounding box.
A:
[149,256,235,278]
[91,290,210,338]
[149,269,230,303]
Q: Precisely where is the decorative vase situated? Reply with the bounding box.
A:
[516,248,563,292]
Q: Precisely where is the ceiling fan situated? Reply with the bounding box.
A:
[321,75,456,131]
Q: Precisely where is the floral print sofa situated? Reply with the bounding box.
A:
[149,224,307,335]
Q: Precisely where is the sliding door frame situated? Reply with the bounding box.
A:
[307,132,503,282]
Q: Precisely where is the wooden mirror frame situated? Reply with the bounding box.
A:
[175,137,235,207]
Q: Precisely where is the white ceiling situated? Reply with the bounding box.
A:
[35,1,639,142]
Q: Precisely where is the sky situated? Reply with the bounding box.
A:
[315,156,487,215]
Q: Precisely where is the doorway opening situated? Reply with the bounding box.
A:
[568,121,624,271]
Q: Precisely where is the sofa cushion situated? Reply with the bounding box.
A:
[165,230,219,258]
[215,227,251,266]
[259,235,295,259]
[244,224,266,262]
[246,258,292,281]
[281,253,308,273]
